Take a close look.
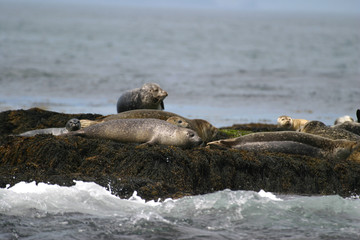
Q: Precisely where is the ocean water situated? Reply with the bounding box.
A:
[1,1,360,239]
[0,0,359,127]
[0,181,359,240]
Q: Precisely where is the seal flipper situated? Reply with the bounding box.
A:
[357,109,360,123]
[160,100,165,110]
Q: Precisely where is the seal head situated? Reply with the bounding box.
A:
[65,118,81,131]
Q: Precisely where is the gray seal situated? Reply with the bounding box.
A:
[332,122,360,136]
[300,121,360,141]
[79,110,218,142]
[18,118,81,137]
[65,118,203,149]
[116,83,168,113]
[207,131,358,160]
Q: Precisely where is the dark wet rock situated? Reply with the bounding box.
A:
[1,108,360,201]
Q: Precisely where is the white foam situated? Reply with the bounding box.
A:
[258,189,283,201]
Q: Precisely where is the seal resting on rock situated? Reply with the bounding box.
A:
[65,118,203,149]
[18,118,81,137]
[331,122,360,136]
[116,83,168,113]
[334,115,354,125]
[300,121,360,141]
[277,115,308,131]
[79,110,218,142]
[207,131,358,160]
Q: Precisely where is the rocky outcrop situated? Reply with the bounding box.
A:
[0,108,359,200]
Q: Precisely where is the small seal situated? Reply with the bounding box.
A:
[277,115,308,131]
[18,118,81,137]
[166,116,218,142]
[300,121,360,141]
[334,115,354,125]
[65,118,203,149]
[207,131,358,160]
[116,83,168,113]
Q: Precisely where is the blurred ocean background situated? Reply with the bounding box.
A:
[0,0,359,127]
[1,0,360,239]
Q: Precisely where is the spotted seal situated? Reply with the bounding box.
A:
[18,118,81,137]
[332,122,360,136]
[207,131,358,160]
[65,118,203,149]
[300,121,360,141]
[116,83,168,113]
[277,115,309,131]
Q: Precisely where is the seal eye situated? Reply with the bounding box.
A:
[178,120,183,124]
[188,132,195,138]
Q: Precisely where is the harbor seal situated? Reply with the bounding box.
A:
[80,109,183,128]
[277,115,309,131]
[79,110,218,142]
[116,83,168,113]
[334,115,354,125]
[207,131,358,160]
[300,121,360,141]
[65,118,203,149]
[331,122,360,136]
[166,116,218,142]
[18,118,81,137]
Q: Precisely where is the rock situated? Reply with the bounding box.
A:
[0,108,360,200]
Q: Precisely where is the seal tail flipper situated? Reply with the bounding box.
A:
[206,139,237,150]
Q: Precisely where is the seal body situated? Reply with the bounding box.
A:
[277,115,308,131]
[18,118,81,137]
[300,121,360,141]
[116,83,168,113]
[332,122,360,136]
[207,131,357,160]
[79,110,218,142]
[67,118,203,148]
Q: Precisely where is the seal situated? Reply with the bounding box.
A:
[79,109,183,128]
[116,83,168,113]
[18,118,81,137]
[207,131,358,160]
[357,109,360,123]
[65,118,203,149]
[166,116,218,142]
[79,109,218,142]
[332,122,360,136]
[300,121,360,141]
[334,115,354,125]
[277,115,308,131]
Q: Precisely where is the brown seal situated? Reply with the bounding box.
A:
[116,83,168,113]
[300,121,360,141]
[207,131,358,160]
[277,115,308,131]
[166,116,218,142]
[65,118,203,149]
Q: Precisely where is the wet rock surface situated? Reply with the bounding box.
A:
[1,108,359,200]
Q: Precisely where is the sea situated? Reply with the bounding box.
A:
[0,0,360,239]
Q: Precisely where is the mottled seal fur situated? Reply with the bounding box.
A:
[277,115,308,131]
[65,118,203,148]
[334,115,354,125]
[207,131,358,159]
[79,110,218,142]
[18,118,81,137]
[332,122,360,136]
[116,83,168,113]
[300,121,360,141]
[166,116,218,142]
